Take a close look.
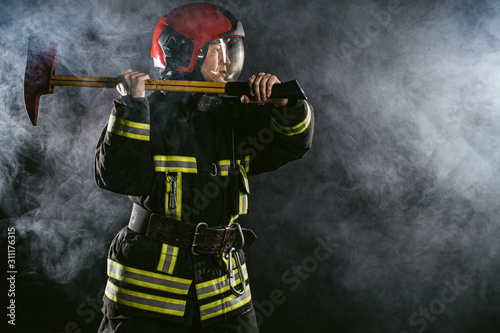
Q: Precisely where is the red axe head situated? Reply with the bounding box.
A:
[23,34,61,126]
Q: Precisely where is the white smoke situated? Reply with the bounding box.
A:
[2,0,500,332]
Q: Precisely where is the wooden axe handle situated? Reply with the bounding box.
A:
[50,75,307,99]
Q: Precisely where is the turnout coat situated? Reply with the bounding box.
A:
[94,91,314,326]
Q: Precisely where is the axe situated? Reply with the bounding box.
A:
[23,34,307,126]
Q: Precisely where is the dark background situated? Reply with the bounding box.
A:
[2,0,500,332]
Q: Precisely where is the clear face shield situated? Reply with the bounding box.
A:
[200,37,244,83]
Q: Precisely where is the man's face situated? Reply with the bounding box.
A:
[201,41,231,82]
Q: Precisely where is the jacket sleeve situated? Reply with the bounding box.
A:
[94,95,154,195]
[236,99,314,175]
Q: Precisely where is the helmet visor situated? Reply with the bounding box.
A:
[201,37,244,83]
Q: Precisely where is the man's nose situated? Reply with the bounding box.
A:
[220,53,230,66]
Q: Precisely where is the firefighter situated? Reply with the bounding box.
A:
[95,3,314,332]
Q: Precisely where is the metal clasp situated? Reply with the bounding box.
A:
[210,162,218,176]
[191,222,208,256]
[231,222,245,250]
[228,247,246,296]
[227,222,246,296]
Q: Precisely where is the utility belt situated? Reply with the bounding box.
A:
[127,203,257,256]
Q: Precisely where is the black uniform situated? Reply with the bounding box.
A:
[95,91,314,331]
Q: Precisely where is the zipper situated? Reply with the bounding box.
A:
[167,173,178,209]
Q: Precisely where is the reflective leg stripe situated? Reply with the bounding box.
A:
[107,115,150,141]
[198,284,252,321]
[157,243,179,275]
[196,264,248,300]
[271,100,312,136]
[195,263,251,321]
[105,280,186,317]
[107,259,191,295]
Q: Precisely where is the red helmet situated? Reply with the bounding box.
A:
[151,3,245,82]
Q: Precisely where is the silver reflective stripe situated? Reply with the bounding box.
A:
[107,115,150,141]
[218,159,249,177]
[239,165,249,214]
[271,100,312,136]
[242,155,250,172]
[154,155,197,173]
[199,284,252,321]
[218,160,231,176]
[157,244,179,275]
[105,280,186,317]
[239,193,248,215]
[196,264,248,300]
[107,259,191,295]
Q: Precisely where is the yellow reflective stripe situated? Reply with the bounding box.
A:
[154,155,197,163]
[157,244,179,275]
[218,160,231,176]
[271,100,312,136]
[228,215,239,226]
[239,165,249,193]
[238,165,249,215]
[154,155,198,173]
[196,264,248,300]
[196,264,246,290]
[157,244,167,272]
[109,115,150,129]
[107,259,191,295]
[198,273,248,300]
[107,115,150,141]
[175,173,182,220]
[105,280,186,317]
[168,246,179,275]
[216,161,250,215]
[199,284,252,321]
[196,274,226,290]
[243,155,250,173]
[108,128,149,141]
[218,159,249,176]
[239,194,248,215]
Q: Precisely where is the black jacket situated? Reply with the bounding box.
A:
[94,91,314,326]
[95,91,314,226]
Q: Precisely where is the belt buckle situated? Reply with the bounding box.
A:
[191,222,208,256]
[228,222,246,296]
